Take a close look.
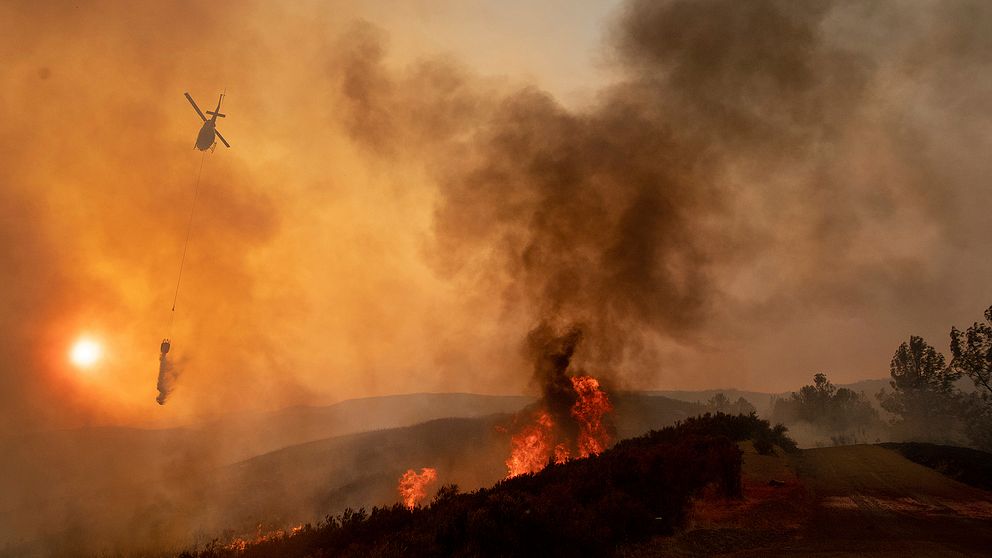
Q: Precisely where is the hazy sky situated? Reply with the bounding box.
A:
[1,0,990,433]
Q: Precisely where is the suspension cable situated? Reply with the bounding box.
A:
[169,150,207,334]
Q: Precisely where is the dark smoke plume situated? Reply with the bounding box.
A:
[424,0,871,371]
[332,0,992,386]
[526,322,585,441]
[333,22,717,373]
[507,321,615,474]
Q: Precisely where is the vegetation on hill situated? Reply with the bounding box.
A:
[704,393,756,416]
[871,304,992,451]
[0,393,724,557]
[772,372,881,446]
[179,413,794,558]
[766,303,992,451]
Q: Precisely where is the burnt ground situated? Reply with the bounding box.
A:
[621,443,992,557]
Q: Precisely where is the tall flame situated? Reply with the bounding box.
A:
[505,410,557,477]
[570,375,613,457]
[398,467,438,510]
[505,375,612,478]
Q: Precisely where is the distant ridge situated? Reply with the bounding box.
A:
[651,378,891,414]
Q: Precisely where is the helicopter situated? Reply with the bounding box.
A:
[184,91,230,151]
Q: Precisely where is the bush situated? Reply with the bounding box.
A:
[753,435,775,456]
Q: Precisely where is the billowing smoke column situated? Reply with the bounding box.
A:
[529,324,586,443]
[505,323,614,477]
[332,10,730,387]
[331,0,992,471]
[155,339,180,405]
[332,0,905,376]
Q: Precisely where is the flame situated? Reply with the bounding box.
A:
[570,375,613,458]
[506,410,556,477]
[224,523,304,551]
[398,467,438,510]
[505,375,613,478]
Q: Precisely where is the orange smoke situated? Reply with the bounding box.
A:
[398,467,438,510]
[506,375,613,478]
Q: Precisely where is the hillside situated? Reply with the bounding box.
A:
[880,442,992,491]
[0,393,697,557]
[180,414,790,558]
[194,392,705,536]
[7,390,989,557]
[788,445,992,555]
[180,426,992,557]
[0,393,531,557]
[623,443,992,556]
[194,393,535,464]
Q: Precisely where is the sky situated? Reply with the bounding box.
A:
[1,0,990,434]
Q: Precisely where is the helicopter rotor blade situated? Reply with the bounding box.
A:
[184,92,207,122]
[214,129,231,148]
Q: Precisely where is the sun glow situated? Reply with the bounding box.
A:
[69,338,103,368]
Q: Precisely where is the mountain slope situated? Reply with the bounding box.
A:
[0,393,695,557]
[0,393,531,556]
[180,413,789,558]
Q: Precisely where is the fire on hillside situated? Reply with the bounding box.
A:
[398,467,439,510]
[506,375,613,477]
[506,324,615,477]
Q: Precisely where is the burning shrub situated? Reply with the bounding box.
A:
[570,376,614,458]
[506,410,558,476]
[398,468,439,510]
[505,377,614,477]
[506,324,616,478]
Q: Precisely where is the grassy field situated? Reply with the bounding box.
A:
[880,442,992,491]
[786,445,992,557]
[626,443,992,557]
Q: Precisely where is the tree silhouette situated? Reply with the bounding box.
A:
[889,336,957,393]
[879,336,962,444]
[950,305,992,451]
[772,372,877,443]
[950,305,992,402]
[796,373,835,422]
[705,393,756,415]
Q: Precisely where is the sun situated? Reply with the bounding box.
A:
[69,338,103,368]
